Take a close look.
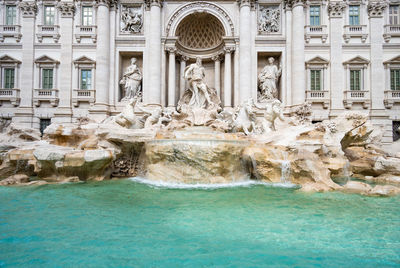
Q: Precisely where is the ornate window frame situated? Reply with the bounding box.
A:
[383,55,400,109]
[0,55,21,89]
[73,56,96,90]
[34,55,59,90]
[2,1,21,25]
[343,56,370,109]
[305,56,330,109]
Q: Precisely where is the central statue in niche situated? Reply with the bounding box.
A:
[184,57,212,108]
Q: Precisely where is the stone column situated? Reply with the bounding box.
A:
[238,0,252,102]
[284,2,292,106]
[167,47,176,107]
[91,0,110,119]
[13,1,37,128]
[179,56,188,97]
[146,0,162,104]
[368,2,387,111]
[291,0,306,106]
[108,3,117,108]
[328,2,346,113]
[213,55,221,98]
[224,47,234,107]
[54,2,75,124]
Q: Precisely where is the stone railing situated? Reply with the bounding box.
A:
[0,25,22,42]
[306,90,330,109]
[384,90,400,109]
[0,88,20,106]
[383,24,400,42]
[343,90,370,109]
[304,25,328,43]
[72,89,95,107]
[343,25,368,43]
[37,25,60,43]
[75,25,97,43]
[33,88,59,107]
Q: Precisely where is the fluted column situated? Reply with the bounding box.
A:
[13,1,37,128]
[224,47,234,107]
[54,2,75,123]
[92,0,110,118]
[146,0,162,104]
[238,0,252,102]
[368,2,387,111]
[284,2,292,106]
[167,47,176,107]
[291,0,306,105]
[213,55,221,97]
[179,56,188,97]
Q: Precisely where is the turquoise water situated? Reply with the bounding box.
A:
[0,179,399,267]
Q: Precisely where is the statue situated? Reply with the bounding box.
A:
[232,98,258,135]
[121,7,143,33]
[183,57,212,109]
[258,57,282,101]
[120,57,142,101]
[253,99,284,133]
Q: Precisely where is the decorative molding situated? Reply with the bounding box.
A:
[224,46,235,53]
[283,0,305,10]
[96,0,117,8]
[328,1,346,18]
[35,55,60,66]
[57,2,76,18]
[73,56,96,67]
[145,0,163,9]
[0,55,22,65]
[368,1,388,18]
[166,2,235,37]
[237,0,256,9]
[165,46,177,53]
[212,55,222,61]
[18,1,37,18]
[305,56,329,68]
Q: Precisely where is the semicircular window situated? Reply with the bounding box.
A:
[176,13,225,50]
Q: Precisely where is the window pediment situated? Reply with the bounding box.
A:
[0,55,21,65]
[306,56,329,68]
[343,56,369,67]
[73,56,96,67]
[35,55,60,65]
[384,55,400,66]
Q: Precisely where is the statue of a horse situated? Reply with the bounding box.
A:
[232,98,258,135]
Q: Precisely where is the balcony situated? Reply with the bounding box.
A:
[306,90,330,109]
[0,88,20,106]
[0,25,22,42]
[75,25,97,43]
[383,25,400,42]
[72,89,95,107]
[36,25,60,43]
[343,25,368,43]
[305,25,328,43]
[33,89,59,107]
[384,90,400,109]
[343,90,370,109]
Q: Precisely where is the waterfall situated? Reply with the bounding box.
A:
[280,160,291,183]
[343,160,351,182]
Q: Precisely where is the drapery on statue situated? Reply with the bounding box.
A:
[120,57,142,101]
[183,57,213,109]
[258,57,282,101]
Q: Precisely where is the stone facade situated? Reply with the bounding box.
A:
[0,0,399,146]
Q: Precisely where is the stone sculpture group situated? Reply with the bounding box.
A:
[115,56,285,135]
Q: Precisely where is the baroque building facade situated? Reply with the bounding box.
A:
[0,0,399,145]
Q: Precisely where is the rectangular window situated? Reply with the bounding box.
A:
[350,70,361,91]
[310,70,321,91]
[391,69,400,91]
[42,69,53,89]
[82,6,93,26]
[349,5,360,26]
[6,5,17,25]
[389,5,399,25]
[3,68,15,89]
[310,6,320,26]
[393,121,400,142]
[80,69,92,90]
[44,6,55,25]
[40,119,51,135]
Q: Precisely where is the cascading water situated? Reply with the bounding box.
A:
[280,160,291,184]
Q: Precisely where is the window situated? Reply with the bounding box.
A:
[350,70,361,91]
[393,121,400,142]
[310,70,321,91]
[42,69,53,89]
[82,6,93,26]
[44,6,55,25]
[389,5,399,25]
[80,69,92,89]
[40,119,51,135]
[349,5,360,25]
[391,69,400,91]
[310,6,320,26]
[3,68,15,89]
[6,5,17,25]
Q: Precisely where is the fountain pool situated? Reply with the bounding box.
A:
[0,179,399,267]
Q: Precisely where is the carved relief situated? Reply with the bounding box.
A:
[258,5,280,34]
[57,3,76,18]
[120,6,143,34]
[18,2,37,17]
[368,2,388,18]
[328,2,346,18]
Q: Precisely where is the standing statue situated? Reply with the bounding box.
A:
[120,57,142,101]
[184,57,212,109]
[258,57,282,101]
